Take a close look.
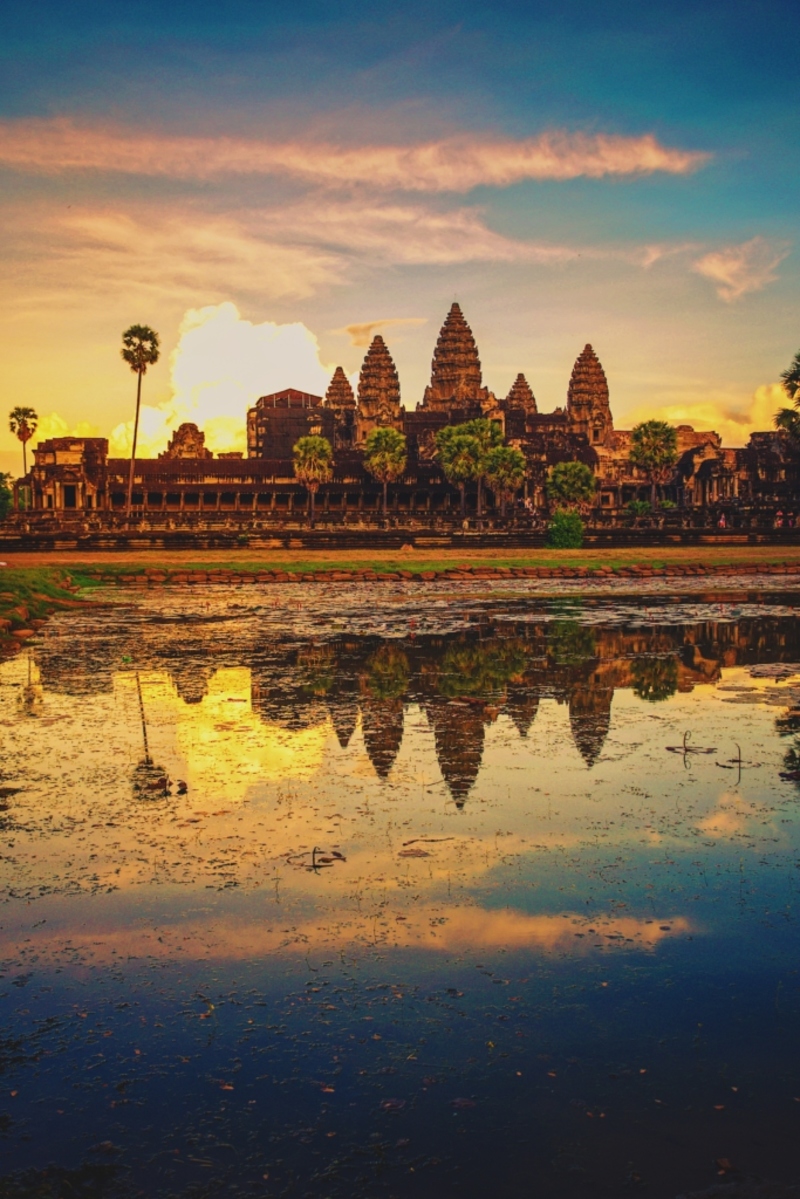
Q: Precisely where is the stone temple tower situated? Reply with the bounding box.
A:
[422,302,491,411]
[355,335,403,444]
[566,344,613,446]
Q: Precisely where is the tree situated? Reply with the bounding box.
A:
[363,427,407,518]
[629,420,678,508]
[774,348,800,442]
[459,418,503,516]
[8,407,38,477]
[293,434,333,526]
[435,426,482,517]
[484,444,526,518]
[121,325,160,521]
[546,460,596,512]
[0,472,12,521]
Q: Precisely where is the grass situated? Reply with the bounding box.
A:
[23,543,800,580]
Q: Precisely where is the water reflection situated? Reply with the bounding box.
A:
[32,609,800,803]
[2,593,800,1199]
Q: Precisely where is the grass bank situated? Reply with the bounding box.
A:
[0,567,87,658]
[5,543,800,577]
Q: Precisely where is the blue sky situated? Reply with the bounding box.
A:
[1,0,798,465]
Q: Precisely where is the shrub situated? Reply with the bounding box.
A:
[0,473,11,522]
[546,508,583,548]
[625,499,651,517]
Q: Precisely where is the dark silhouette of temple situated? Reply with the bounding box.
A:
[33,613,800,806]
[18,302,798,520]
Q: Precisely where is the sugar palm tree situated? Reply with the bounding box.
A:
[363,427,407,518]
[435,426,481,517]
[484,444,526,519]
[459,418,503,517]
[293,434,333,526]
[546,460,596,512]
[8,407,38,477]
[629,420,678,508]
[774,348,800,443]
[121,325,160,521]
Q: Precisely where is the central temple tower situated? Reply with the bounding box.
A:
[421,302,491,412]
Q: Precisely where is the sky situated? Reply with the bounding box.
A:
[1,0,798,473]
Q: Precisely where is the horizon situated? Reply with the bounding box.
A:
[1,0,798,476]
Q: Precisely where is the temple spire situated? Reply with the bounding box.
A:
[504,373,537,414]
[566,344,613,445]
[422,302,488,411]
[355,335,402,444]
[325,366,356,412]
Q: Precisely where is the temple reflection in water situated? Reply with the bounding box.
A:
[34,612,800,805]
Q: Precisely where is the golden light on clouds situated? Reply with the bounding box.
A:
[626,382,786,448]
[0,119,710,191]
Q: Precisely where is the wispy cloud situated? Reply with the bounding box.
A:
[0,118,710,191]
[625,382,787,447]
[337,318,427,347]
[692,236,791,301]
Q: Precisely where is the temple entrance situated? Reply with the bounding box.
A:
[63,485,76,508]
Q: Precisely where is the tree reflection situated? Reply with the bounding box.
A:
[631,655,679,703]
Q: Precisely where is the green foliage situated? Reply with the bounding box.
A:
[121,324,160,375]
[781,348,800,404]
[8,406,38,441]
[459,418,503,456]
[629,420,678,483]
[363,427,407,484]
[438,638,529,699]
[484,444,526,497]
[659,499,677,510]
[626,499,652,517]
[546,620,596,666]
[631,655,679,703]
[0,472,12,521]
[292,435,334,490]
[545,508,584,548]
[364,645,409,699]
[546,461,595,510]
[434,426,482,485]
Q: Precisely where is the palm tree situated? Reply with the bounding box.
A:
[629,420,678,508]
[459,418,503,517]
[293,435,333,526]
[774,348,800,442]
[8,407,38,477]
[546,460,596,512]
[484,445,526,519]
[435,426,482,517]
[121,325,160,521]
[363,427,407,518]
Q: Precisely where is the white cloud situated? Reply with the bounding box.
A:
[692,236,791,301]
[0,118,710,192]
[109,302,341,457]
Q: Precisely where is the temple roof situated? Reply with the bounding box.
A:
[567,344,610,412]
[357,335,401,415]
[505,373,537,414]
[423,302,486,409]
[325,366,356,411]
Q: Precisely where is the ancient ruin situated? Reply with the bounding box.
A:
[10,300,799,526]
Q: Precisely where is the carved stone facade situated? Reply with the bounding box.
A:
[354,335,403,445]
[17,302,800,518]
[159,423,212,460]
[421,302,494,413]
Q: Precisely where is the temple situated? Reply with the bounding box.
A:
[13,301,799,521]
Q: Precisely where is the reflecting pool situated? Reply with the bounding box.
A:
[1,582,799,1198]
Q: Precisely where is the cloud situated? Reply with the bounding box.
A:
[109,302,339,457]
[625,382,786,447]
[0,118,710,192]
[339,317,427,347]
[692,236,791,301]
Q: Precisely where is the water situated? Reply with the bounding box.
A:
[1,581,799,1198]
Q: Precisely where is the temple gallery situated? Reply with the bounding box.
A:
[21,304,797,519]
